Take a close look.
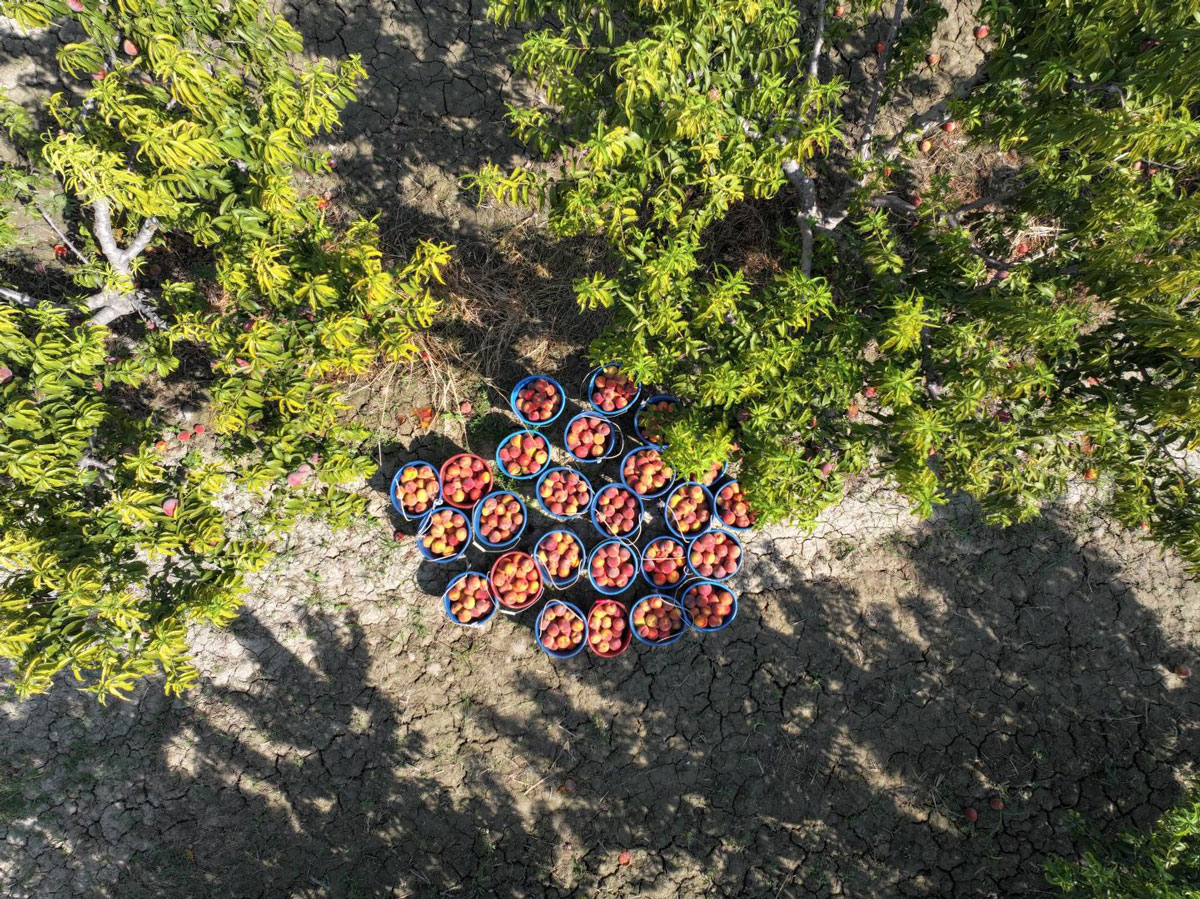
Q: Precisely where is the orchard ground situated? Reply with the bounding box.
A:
[2,1,1200,897]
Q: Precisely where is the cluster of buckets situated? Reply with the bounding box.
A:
[390,364,750,660]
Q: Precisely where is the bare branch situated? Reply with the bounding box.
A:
[806,0,827,85]
[858,0,908,162]
[781,0,827,277]
[34,203,91,265]
[121,216,159,265]
[91,198,128,273]
[0,286,41,308]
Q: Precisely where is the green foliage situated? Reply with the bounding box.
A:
[0,0,450,699]
[1046,788,1200,897]
[478,0,1200,561]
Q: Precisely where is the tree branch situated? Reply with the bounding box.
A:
[858,0,908,162]
[91,198,128,273]
[121,216,159,265]
[35,203,91,265]
[0,286,41,308]
[782,0,827,277]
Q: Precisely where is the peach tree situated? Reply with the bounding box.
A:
[474,0,1200,562]
[0,0,449,699]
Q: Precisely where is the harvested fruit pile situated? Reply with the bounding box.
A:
[398,366,756,655]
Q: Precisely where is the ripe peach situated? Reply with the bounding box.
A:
[621,448,673,496]
[632,595,684,643]
[974,24,989,39]
[589,542,636,592]
[592,484,640,537]
[715,482,755,529]
[394,463,439,516]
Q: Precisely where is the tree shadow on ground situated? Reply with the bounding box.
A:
[2,502,1197,898]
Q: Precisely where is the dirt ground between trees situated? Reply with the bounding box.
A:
[3,1,1200,898]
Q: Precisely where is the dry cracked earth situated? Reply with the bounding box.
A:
[3,1,1200,898]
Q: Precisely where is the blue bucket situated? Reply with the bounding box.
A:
[416,506,471,563]
[534,529,586,589]
[684,528,744,581]
[633,394,680,448]
[585,363,642,417]
[629,594,688,647]
[588,483,644,541]
[677,579,739,633]
[587,538,639,596]
[640,535,687,590]
[510,375,566,428]
[664,481,715,541]
[441,571,499,628]
[618,446,675,500]
[389,461,442,520]
[562,411,621,464]
[536,600,589,659]
[534,466,593,520]
[712,480,755,532]
[471,490,528,551]
[494,429,552,480]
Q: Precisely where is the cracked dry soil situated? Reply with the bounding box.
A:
[3,1,1200,897]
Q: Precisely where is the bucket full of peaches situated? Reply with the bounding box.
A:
[587,538,639,596]
[664,481,714,540]
[442,571,498,628]
[534,529,585,588]
[678,579,738,633]
[511,375,565,427]
[416,507,471,563]
[535,466,593,520]
[633,394,679,447]
[589,483,643,541]
[686,528,743,581]
[586,599,631,658]
[640,535,687,590]
[390,461,441,520]
[494,430,551,480]
[536,600,588,659]
[439,453,492,510]
[713,480,755,532]
[619,447,674,500]
[563,412,621,464]
[629,594,687,647]
[586,363,641,416]
[471,490,528,551]
[488,550,544,614]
